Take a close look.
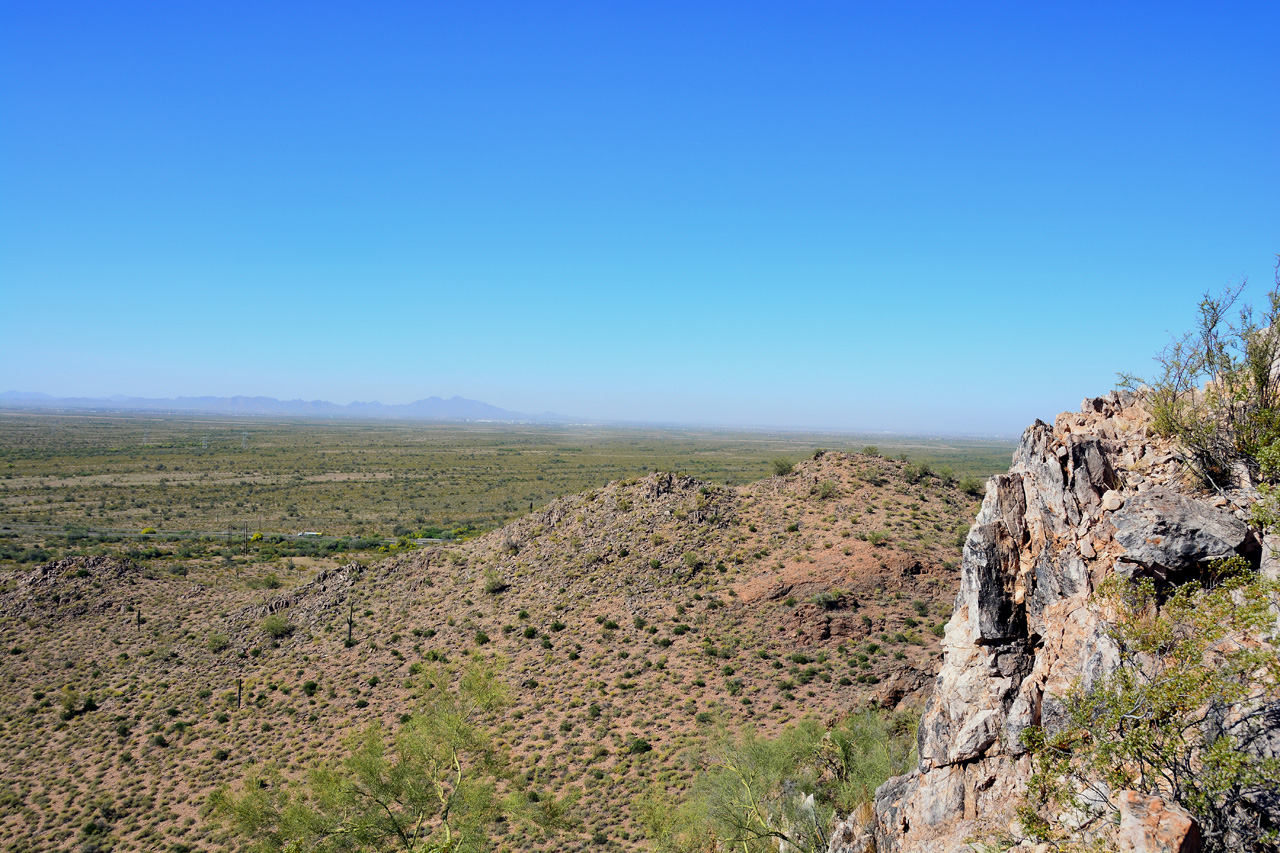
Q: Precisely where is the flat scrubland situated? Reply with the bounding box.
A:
[0,414,1013,852]
[0,412,1012,563]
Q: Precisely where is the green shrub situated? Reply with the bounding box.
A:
[811,591,838,610]
[1019,566,1280,851]
[482,570,508,595]
[262,614,294,640]
[207,633,230,653]
[638,711,914,852]
[771,458,794,477]
[1119,271,1280,486]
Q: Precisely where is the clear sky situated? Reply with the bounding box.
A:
[2,2,1277,435]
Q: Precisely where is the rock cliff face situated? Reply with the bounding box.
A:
[839,392,1267,852]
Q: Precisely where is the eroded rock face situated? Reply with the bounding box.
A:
[841,391,1268,852]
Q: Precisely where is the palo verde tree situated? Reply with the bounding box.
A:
[210,658,570,852]
[638,712,916,853]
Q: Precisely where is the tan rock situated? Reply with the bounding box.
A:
[1117,790,1201,853]
[1100,490,1124,511]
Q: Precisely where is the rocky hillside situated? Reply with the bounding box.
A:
[832,392,1280,852]
[0,452,979,853]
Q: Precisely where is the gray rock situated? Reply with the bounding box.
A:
[1112,488,1249,579]
[963,522,1023,643]
[1066,436,1118,513]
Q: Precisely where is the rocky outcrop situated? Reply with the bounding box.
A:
[2,555,143,618]
[835,391,1269,852]
[233,561,368,633]
[1111,489,1251,581]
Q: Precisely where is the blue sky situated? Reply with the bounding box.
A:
[2,2,1277,434]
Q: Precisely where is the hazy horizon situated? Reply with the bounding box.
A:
[3,3,1277,435]
[0,389,1024,438]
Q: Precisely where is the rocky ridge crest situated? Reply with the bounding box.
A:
[834,391,1276,852]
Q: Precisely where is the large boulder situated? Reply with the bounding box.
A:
[1111,488,1250,580]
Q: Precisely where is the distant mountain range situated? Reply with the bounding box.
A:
[0,391,564,422]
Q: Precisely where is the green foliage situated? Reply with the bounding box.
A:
[481,571,508,595]
[0,414,1014,566]
[958,476,986,497]
[1019,566,1280,851]
[1120,262,1280,487]
[261,614,294,640]
[771,458,795,477]
[211,659,569,852]
[902,461,932,484]
[207,632,230,653]
[638,712,916,853]
[810,591,838,610]
[824,711,918,815]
